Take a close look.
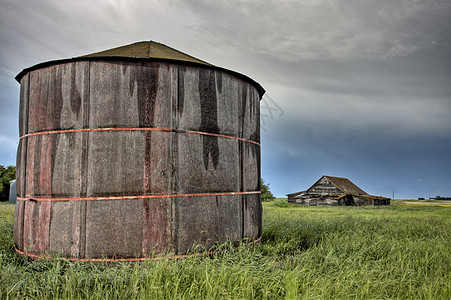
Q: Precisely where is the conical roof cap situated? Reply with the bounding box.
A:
[16,41,265,97]
[81,41,213,66]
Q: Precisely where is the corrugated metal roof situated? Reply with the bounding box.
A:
[81,41,213,66]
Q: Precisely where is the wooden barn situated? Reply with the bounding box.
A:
[287,175,390,206]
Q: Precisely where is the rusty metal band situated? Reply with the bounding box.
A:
[17,191,261,202]
[19,127,261,146]
[14,237,262,262]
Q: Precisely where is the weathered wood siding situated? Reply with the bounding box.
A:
[353,196,370,206]
[307,177,341,195]
[14,60,262,259]
[293,198,340,206]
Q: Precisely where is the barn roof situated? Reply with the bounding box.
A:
[323,176,368,195]
[354,194,391,200]
[286,191,305,197]
[303,175,368,195]
[288,176,370,196]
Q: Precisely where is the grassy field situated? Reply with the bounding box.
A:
[0,200,450,299]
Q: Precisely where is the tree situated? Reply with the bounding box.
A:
[0,165,16,201]
[261,178,275,202]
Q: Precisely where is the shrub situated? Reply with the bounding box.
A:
[0,165,15,201]
[261,179,275,202]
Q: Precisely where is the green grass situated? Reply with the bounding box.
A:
[0,200,450,299]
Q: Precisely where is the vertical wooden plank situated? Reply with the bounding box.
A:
[79,61,90,258]
[28,67,62,133]
[85,199,143,258]
[142,63,174,195]
[144,131,170,194]
[58,63,85,129]
[152,62,174,128]
[175,195,242,254]
[36,202,51,252]
[50,133,82,197]
[88,61,172,129]
[28,63,85,134]
[177,66,201,131]
[25,136,36,198]
[22,201,51,253]
[13,200,25,250]
[243,143,260,192]
[243,194,262,240]
[70,200,82,258]
[177,134,240,194]
[88,61,139,129]
[216,71,241,136]
[87,131,146,196]
[49,201,82,257]
[18,73,29,136]
[34,134,53,197]
[22,200,35,251]
[15,138,27,198]
[142,198,169,256]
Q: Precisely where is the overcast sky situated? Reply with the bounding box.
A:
[1,0,450,198]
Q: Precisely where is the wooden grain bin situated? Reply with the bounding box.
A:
[14,41,265,260]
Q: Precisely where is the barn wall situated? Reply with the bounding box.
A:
[376,199,391,205]
[287,196,297,204]
[290,197,340,206]
[307,177,341,195]
[353,196,370,206]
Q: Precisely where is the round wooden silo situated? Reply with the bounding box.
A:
[14,41,265,260]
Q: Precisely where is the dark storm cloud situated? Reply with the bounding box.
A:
[0,0,202,165]
[264,48,451,136]
[0,0,449,198]
[180,0,451,61]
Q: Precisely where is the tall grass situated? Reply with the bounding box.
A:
[0,201,449,299]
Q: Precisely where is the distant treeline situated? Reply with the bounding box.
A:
[432,196,451,200]
[419,196,451,200]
